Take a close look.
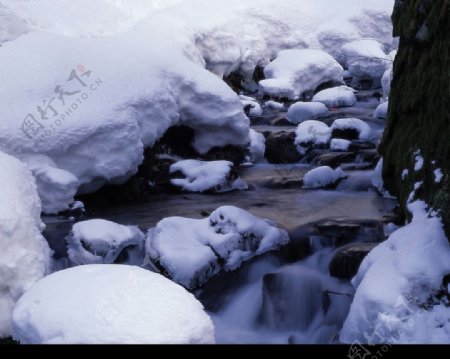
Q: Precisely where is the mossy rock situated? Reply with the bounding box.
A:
[380,0,450,236]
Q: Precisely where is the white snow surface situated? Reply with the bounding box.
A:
[295,121,331,147]
[287,102,329,124]
[12,265,215,344]
[259,49,344,100]
[249,129,266,163]
[265,101,284,110]
[146,206,289,289]
[341,201,450,344]
[331,118,372,141]
[0,151,51,337]
[240,96,263,117]
[170,160,242,193]
[19,154,79,214]
[303,166,346,189]
[434,169,443,184]
[340,39,389,79]
[374,101,389,119]
[312,86,357,108]
[66,219,145,265]
[0,0,394,210]
[330,139,351,151]
[415,154,424,172]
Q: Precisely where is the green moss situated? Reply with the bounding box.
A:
[380,0,450,234]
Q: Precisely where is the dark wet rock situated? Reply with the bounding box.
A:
[0,337,19,345]
[315,220,383,246]
[302,149,329,164]
[265,131,302,164]
[356,149,380,166]
[314,152,357,168]
[331,128,360,141]
[340,163,375,171]
[270,117,293,126]
[203,145,247,166]
[348,141,377,151]
[329,243,378,279]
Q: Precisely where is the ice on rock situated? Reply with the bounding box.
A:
[146,206,289,289]
[331,118,372,141]
[330,138,351,151]
[240,95,263,117]
[66,219,145,266]
[312,86,357,108]
[12,265,215,344]
[374,101,389,119]
[0,151,51,338]
[340,39,389,82]
[170,160,246,193]
[287,102,329,124]
[259,49,344,100]
[249,129,266,163]
[341,201,450,344]
[295,120,331,149]
[303,166,346,189]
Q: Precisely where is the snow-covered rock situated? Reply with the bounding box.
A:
[19,154,79,214]
[249,129,266,163]
[12,265,215,344]
[146,206,289,289]
[381,67,393,99]
[341,201,450,344]
[341,39,389,80]
[374,101,389,119]
[259,49,344,100]
[240,95,263,117]
[66,219,145,266]
[312,86,357,108]
[303,166,346,189]
[372,158,385,194]
[331,118,372,141]
[170,160,246,193]
[287,102,329,124]
[295,120,331,149]
[330,139,351,151]
[0,0,394,209]
[265,100,284,111]
[0,151,51,338]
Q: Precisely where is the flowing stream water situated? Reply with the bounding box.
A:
[42,89,397,344]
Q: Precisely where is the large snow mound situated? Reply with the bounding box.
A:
[249,129,266,163]
[303,166,346,189]
[287,102,329,124]
[312,86,357,108]
[0,151,51,338]
[374,101,389,119]
[259,49,344,100]
[341,201,450,344]
[66,219,145,266]
[12,265,215,344]
[146,206,289,289]
[295,120,331,148]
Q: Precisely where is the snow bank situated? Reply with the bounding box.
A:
[170,160,245,193]
[295,120,331,148]
[66,219,145,265]
[0,0,394,209]
[331,118,372,141]
[19,154,78,214]
[330,139,351,151]
[341,39,389,79]
[303,166,346,189]
[12,265,215,344]
[249,129,266,163]
[259,49,343,100]
[146,206,289,289]
[341,201,450,344]
[287,102,329,124]
[374,101,389,119]
[0,151,51,338]
[312,86,357,108]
